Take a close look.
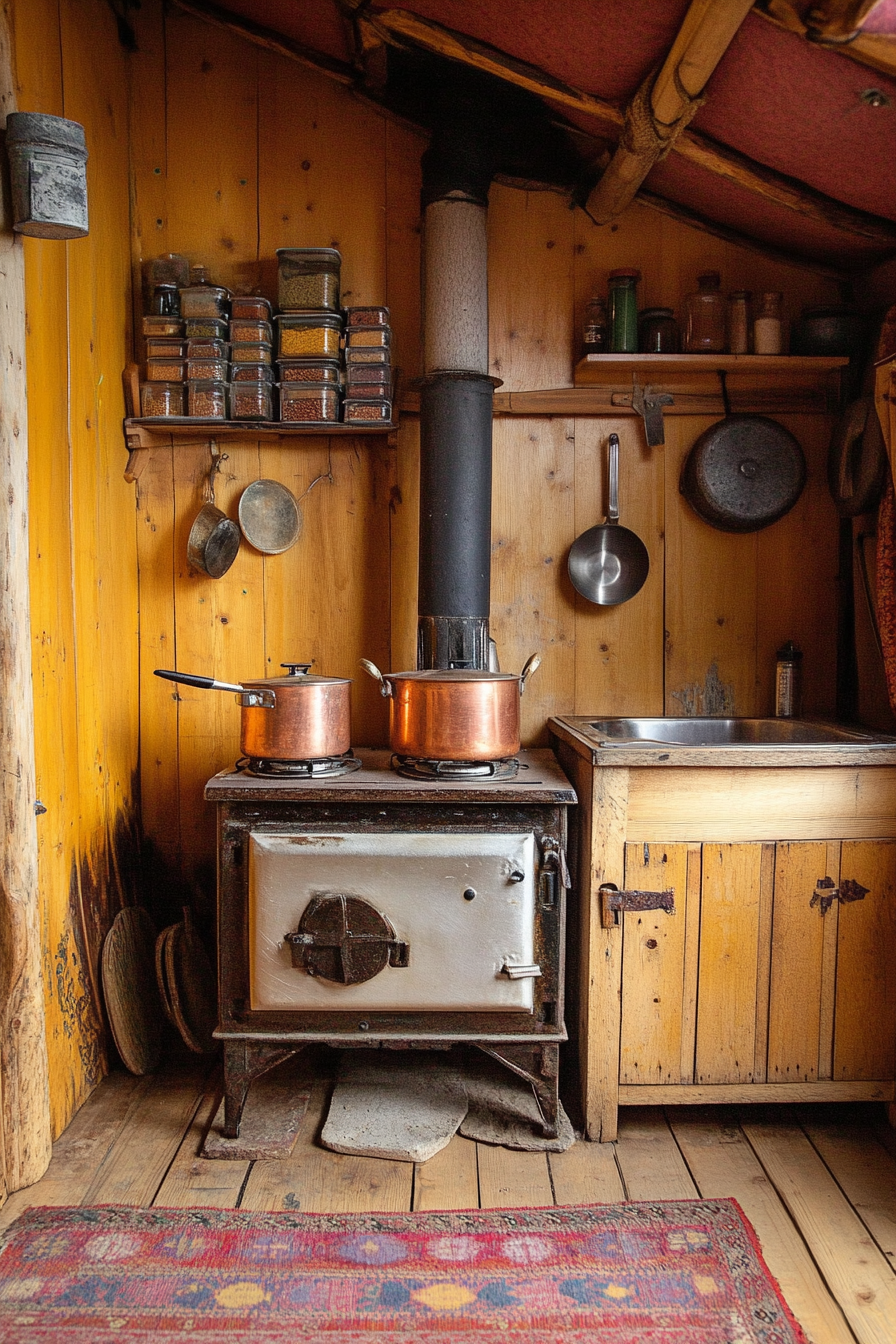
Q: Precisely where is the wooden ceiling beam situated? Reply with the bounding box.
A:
[756,2,896,79]
[584,0,755,224]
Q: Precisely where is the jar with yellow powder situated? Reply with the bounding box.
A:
[274,312,343,359]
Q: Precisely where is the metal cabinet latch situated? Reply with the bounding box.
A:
[501,962,542,980]
[600,882,675,929]
[810,876,869,914]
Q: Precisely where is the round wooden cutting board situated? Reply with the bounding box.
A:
[101,907,164,1075]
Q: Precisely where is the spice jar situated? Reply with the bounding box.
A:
[185,318,228,341]
[187,379,228,419]
[683,271,726,352]
[582,296,608,355]
[607,270,640,353]
[230,380,274,421]
[754,292,784,354]
[345,347,390,365]
[142,315,183,338]
[346,306,390,327]
[275,312,343,359]
[230,296,272,322]
[727,291,751,355]
[279,382,340,423]
[179,281,230,320]
[231,340,273,365]
[276,247,341,311]
[232,362,274,382]
[150,283,180,317]
[145,337,186,360]
[343,398,392,424]
[277,359,341,385]
[638,307,678,353]
[344,326,390,350]
[140,381,184,417]
[229,318,273,345]
[146,357,185,382]
[186,357,229,382]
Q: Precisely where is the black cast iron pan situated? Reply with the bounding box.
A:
[680,372,807,532]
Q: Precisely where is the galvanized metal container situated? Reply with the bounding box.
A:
[5,112,88,239]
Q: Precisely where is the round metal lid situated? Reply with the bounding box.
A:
[681,415,806,533]
[387,669,521,682]
[238,479,302,554]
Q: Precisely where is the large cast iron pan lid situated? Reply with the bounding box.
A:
[680,413,807,533]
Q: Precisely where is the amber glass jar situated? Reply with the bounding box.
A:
[683,271,726,353]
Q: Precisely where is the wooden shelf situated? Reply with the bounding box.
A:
[397,355,848,420]
[122,416,397,481]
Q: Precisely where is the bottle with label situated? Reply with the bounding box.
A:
[582,296,608,356]
[775,640,802,717]
[727,291,751,354]
[754,292,784,354]
[683,271,726,352]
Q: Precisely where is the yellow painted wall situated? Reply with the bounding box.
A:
[12,0,140,1136]
[10,0,848,1133]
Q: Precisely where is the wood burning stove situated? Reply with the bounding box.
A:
[206,748,574,1141]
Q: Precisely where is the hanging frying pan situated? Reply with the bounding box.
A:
[680,372,806,532]
[238,479,302,555]
[568,432,649,605]
[187,445,241,577]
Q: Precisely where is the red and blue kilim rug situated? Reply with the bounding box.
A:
[0,1199,807,1343]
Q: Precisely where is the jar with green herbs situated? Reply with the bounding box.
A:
[276,247,341,312]
[607,270,641,353]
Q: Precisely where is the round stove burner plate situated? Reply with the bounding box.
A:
[392,754,519,782]
[240,752,362,778]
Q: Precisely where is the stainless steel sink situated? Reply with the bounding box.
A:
[584,717,896,747]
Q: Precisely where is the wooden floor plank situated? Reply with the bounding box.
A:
[743,1112,896,1344]
[81,1060,211,1208]
[239,1078,414,1214]
[614,1107,698,1201]
[0,1071,147,1230]
[799,1107,896,1264]
[670,1108,857,1344]
[549,1137,626,1205]
[413,1135,479,1212]
[476,1146,554,1209]
[153,1088,249,1209]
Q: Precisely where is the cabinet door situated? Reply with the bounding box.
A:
[619,843,693,1085]
[834,840,896,1081]
[767,841,837,1083]
[695,842,772,1085]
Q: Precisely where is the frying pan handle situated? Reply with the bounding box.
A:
[154,668,245,694]
[359,658,394,698]
[519,653,541,695]
[607,433,620,524]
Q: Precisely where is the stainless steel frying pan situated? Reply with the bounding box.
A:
[568,432,649,606]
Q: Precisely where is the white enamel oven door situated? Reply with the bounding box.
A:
[249,831,538,1012]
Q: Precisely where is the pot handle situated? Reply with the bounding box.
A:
[519,653,541,695]
[359,658,394,698]
[154,668,245,695]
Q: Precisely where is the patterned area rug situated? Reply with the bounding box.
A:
[0,1201,807,1343]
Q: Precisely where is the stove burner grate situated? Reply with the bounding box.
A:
[392,754,520,781]
[239,752,363,779]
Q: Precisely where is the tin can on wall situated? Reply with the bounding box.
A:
[5,112,89,239]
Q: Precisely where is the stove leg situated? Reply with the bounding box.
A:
[477,1043,561,1140]
[223,1041,304,1139]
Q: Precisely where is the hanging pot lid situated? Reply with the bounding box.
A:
[238,479,302,554]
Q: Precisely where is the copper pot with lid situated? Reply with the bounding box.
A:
[154,663,351,761]
[360,655,540,761]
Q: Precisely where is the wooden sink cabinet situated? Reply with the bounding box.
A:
[549,717,896,1141]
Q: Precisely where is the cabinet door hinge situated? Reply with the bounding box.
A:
[600,882,675,929]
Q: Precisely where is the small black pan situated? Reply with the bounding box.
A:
[568,433,649,606]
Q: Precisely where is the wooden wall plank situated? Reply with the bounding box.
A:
[491,417,576,742]
[696,843,763,1084]
[619,843,690,1085]
[834,840,896,1082]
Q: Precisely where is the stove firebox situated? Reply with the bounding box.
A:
[206,749,574,1142]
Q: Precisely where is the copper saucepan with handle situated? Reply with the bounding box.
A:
[360,655,540,761]
[154,663,351,760]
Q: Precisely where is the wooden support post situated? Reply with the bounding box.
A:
[586,0,755,224]
[0,20,52,1195]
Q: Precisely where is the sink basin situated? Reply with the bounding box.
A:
[584,717,896,747]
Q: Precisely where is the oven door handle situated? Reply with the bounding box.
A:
[500,962,542,980]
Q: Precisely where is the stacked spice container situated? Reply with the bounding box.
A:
[275,248,343,424]
[229,295,275,420]
[343,306,393,424]
[181,268,231,418]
